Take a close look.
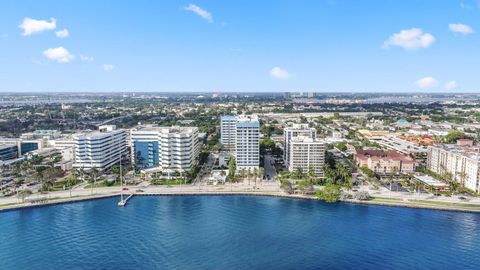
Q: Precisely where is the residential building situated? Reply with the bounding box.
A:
[220,115,260,171]
[220,115,237,152]
[72,125,127,171]
[355,149,416,174]
[288,136,325,175]
[427,140,480,192]
[235,115,260,171]
[130,125,200,172]
[283,124,316,168]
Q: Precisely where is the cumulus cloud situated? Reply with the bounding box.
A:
[184,4,213,22]
[445,81,458,91]
[102,64,114,71]
[43,47,74,63]
[270,67,291,80]
[383,28,435,50]
[449,23,474,35]
[19,17,56,36]
[55,28,69,38]
[416,77,438,89]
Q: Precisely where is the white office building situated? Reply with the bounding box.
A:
[235,115,260,171]
[288,136,325,175]
[72,125,127,171]
[284,124,317,168]
[130,125,200,172]
[427,140,480,192]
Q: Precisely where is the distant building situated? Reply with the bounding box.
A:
[72,125,127,171]
[371,136,428,163]
[355,149,416,174]
[427,140,480,192]
[288,136,325,175]
[283,124,316,168]
[0,144,18,161]
[130,125,200,172]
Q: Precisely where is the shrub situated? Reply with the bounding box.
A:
[354,191,371,201]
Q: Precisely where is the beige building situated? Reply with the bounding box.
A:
[355,149,416,174]
[427,140,480,192]
[288,136,325,175]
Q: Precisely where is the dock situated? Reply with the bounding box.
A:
[118,194,133,207]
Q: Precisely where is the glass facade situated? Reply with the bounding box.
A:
[20,142,39,155]
[134,141,159,169]
[0,145,18,161]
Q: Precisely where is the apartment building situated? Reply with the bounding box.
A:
[235,115,260,171]
[220,115,237,152]
[72,125,128,171]
[288,136,325,175]
[427,140,480,192]
[355,149,416,174]
[283,124,316,168]
[130,125,200,172]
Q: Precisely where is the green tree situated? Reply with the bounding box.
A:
[316,184,341,203]
[445,130,465,144]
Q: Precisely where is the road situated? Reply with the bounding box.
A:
[264,154,277,181]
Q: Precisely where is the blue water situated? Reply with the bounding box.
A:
[1,196,480,270]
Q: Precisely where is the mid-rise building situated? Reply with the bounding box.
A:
[72,125,127,171]
[427,140,480,192]
[0,144,18,161]
[288,136,325,175]
[355,149,416,174]
[235,115,260,171]
[130,126,200,172]
[284,124,316,168]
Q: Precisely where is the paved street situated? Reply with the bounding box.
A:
[264,154,277,181]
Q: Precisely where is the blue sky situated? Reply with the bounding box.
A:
[0,0,479,92]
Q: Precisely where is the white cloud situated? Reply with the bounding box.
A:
[43,47,74,63]
[416,77,438,89]
[269,67,291,80]
[80,55,94,62]
[55,28,69,38]
[383,28,435,50]
[18,17,56,36]
[184,4,213,23]
[103,64,114,71]
[449,23,474,35]
[445,81,458,91]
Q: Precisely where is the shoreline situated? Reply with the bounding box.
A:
[2,190,480,214]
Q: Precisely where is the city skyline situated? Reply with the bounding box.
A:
[1,0,479,92]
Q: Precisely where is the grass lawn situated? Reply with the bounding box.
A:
[153,179,186,185]
[84,181,120,189]
[370,197,403,202]
[409,200,480,209]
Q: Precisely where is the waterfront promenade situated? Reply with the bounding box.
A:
[2,181,480,213]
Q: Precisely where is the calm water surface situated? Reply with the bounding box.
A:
[1,196,480,270]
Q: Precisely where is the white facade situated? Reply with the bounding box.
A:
[130,126,200,172]
[284,124,316,168]
[221,115,260,171]
[288,136,325,175]
[220,115,237,152]
[72,125,127,171]
[235,115,260,171]
[427,144,480,192]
